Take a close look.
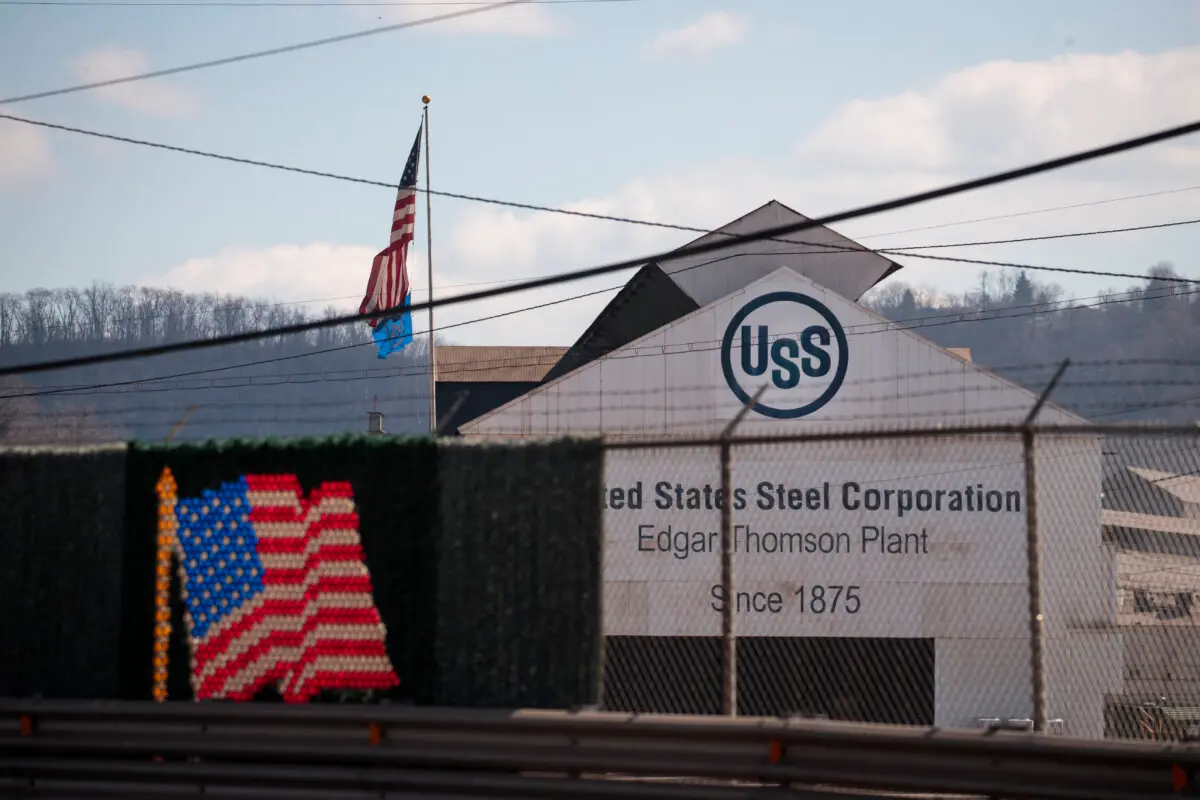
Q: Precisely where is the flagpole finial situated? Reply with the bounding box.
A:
[422,95,431,105]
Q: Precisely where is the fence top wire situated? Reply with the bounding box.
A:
[590,422,1200,451]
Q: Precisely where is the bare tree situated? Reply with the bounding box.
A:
[0,375,36,443]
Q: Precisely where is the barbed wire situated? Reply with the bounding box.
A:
[11,351,1200,403]
[10,398,1200,432]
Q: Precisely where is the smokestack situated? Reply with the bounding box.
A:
[367,411,385,435]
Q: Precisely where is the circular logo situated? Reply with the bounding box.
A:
[720,291,849,419]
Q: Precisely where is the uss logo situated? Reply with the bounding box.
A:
[720,291,849,419]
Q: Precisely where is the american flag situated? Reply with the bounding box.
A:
[165,471,399,702]
[360,124,423,328]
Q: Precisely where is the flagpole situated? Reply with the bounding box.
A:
[422,95,437,435]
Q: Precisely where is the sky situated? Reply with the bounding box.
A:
[1,0,1199,349]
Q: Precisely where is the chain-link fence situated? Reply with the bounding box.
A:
[592,423,1200,742]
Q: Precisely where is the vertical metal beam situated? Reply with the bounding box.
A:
[718,438,735,717]
[719,384,767,717]
[1022,427,1047,734]
[1023,359,1068,734]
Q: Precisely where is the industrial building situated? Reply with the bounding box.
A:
[440,201,1127,736]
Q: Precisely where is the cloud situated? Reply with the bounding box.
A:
[799,47,1200,173]
[642,12,746,60]
[0,119,54,187]
[68,47,199,118]
[152,47,1200,348]
[147,244,380,312]
[357,0,563,37]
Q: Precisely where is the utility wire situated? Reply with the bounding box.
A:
[876,247,1199,285]
[6,110,1200,274]
[4,281,622,398]
[11,213,1196,343]
[854,185,1200,241]
[12,398,1188,428]
[9,282,1199,401]
[886,218,1200,251]
[25,378,1200,415]
[2,116,1198,378]
[0,0,528,106]
[5,238,1197,400]
[2,0,631,4]
[5,111,1198,292]
[9,275,535,338]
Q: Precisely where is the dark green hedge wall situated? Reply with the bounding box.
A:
[0,445,128,699]
[436,439,603,708]
[0,434,604,708]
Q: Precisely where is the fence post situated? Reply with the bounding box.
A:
[719,385,768,717]
[1022,360,1069,734]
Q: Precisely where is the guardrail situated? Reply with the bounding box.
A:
[2,699,1199,799]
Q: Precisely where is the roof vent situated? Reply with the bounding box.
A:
[367,411,385,435]
[948,347,973,363]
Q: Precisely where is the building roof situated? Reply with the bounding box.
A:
[660,200,903,306]
[542,264,700,385]
[436,346,567,383]
[1105,509,1200,539]
[1128,467,1200,507]
[1116,549,1200,627]
[541,200,902,387]
[1104,446,1200,519]
[947,348,973,363]
[1102,451,1200,558]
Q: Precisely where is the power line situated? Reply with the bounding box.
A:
[5,109,1199,289]
[5,240,1196,401]
[0,0,527,106]
[18,392,1059,425]
[9,283,1199,402]
[853,185,1200,241]
[886,218,1200,252]
[1092,391,1200,420]
[6,110,1198,292]
[2,0,631,4]
[2,116,1198,379]
[0,351,1118,399]
[8,213,1194,345]
[4,280,622,399]
[879,249,1200,285]
[4,274,537,338]
[0,111,795,237]
[7,110,1200,266]
[10,400,1187,431]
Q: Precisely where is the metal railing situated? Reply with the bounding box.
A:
[2,698,1199,799]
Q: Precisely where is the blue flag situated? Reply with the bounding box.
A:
[371,292,414,359]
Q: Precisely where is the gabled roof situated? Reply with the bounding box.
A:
[659,200,902,307]
[1128,467,1200,507]
[541,200,902,387]
[542,264,699,385]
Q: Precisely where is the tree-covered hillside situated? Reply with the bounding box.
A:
[0,284,432,444]
[860,262,1200,423]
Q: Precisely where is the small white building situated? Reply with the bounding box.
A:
[458,201,1122,736]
